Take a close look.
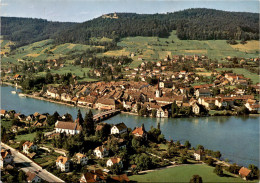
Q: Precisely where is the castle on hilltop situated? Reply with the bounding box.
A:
[102,13,118,19]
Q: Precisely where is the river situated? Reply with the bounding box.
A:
[1,85,259,167]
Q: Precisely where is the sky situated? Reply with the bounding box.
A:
[1,0,259,22]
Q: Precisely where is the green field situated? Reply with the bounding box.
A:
[34,151,60,168]
[15,132,37,141]
[0,119,12,130]
[1,39,104,66]
[216,68,260,84]
[130,164,248,182]
[37,65,98,82]
[98,31,259,68]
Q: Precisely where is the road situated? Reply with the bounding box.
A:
[1,143,64,183]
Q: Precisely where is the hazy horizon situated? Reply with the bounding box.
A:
[1,0,259,23]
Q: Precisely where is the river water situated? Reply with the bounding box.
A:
[1,85,259,167]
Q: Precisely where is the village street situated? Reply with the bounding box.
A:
[1,143,64,183]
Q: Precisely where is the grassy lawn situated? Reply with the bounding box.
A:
[34,151,60,168]
[130,164,248,183]
[216,68,260,84]
[15,132,37,141]
[0,118,12,130]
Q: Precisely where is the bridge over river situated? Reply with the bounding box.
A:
[93,109,120,123]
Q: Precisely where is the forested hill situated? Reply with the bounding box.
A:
[2,8,259,47]
[1,17,76,47]
[54,8,259,44]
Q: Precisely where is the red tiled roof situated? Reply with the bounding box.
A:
[56,156,68,164]
[23,141,34,148]
[0,109,6,115]
[239,167,251,177]
[132,126,146,136]
[109,157,121,164]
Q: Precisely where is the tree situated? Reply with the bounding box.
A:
[214,165,223,176]
[180,156,188,164]
[237,106,250,115]
[18,170,26,182]
[77,109,84,127]
[132,138,141,149]
[214,151,221,159]
[197,145,204,150]
[45,72,53,84]
[136,153,152,171]
[84,110,94,134]
[152,109,157,117]
[110,163,121,174]
[206,158,215,166]
[171,101,179,116]
[248,164,259,179]
[190,175,203,183]
[1,127,9,143]
[184,140,191,149]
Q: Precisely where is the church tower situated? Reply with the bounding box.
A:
[155,79,161,98]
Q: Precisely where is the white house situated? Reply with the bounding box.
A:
[75,153,88,165]
[110,122,127,135]
[106,157,123,168]
[23,141,38,154]
[194,150,204,161]
[0,149,13,168]
[26,171,41,183]
[94,145,108,159]
[192,103,201,115]
[156,108,169,118]
[55,121,82,135]
[56,156,70,172]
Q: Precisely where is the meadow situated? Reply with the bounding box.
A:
[15,132,37,141]
[130,164,249,183]
[216,68,259,84]
[102,30,259,68]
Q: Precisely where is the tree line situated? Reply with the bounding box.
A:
[2,8,259,48]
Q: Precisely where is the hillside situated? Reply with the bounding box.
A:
[1,17,76,47]
[54,8,259,44]
[1,8,259,47]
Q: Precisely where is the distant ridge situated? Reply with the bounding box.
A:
[1,8,259,47]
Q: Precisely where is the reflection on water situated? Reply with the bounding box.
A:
[1,85,259,167]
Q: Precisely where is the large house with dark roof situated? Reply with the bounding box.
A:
[111,122,127,134]
[55,121,82,135]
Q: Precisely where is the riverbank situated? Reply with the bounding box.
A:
[2,82,259,120]
[1,84,259,167]
[1,81,22,89]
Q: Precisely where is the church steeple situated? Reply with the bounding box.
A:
[155,78,161,98]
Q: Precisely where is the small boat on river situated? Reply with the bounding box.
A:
[18,93,26,97]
